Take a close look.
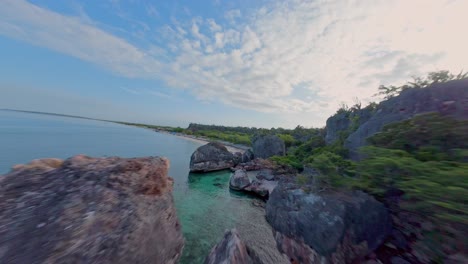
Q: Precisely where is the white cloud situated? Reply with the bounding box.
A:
[1,0,468,126]
[0,0,162,78]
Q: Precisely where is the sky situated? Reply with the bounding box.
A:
[0,0,467,128]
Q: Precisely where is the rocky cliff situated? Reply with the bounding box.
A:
[0,155,184,264]
[325,78,468,159]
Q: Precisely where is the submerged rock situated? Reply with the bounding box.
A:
[0,155,184,264]
[205,229,260,264]
[190,142,237,172]
[266,184,391,264]
[252,135,285,159]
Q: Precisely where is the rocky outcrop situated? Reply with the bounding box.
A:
[242,149,254,163]
[190,142,237,172]
[0,155,184,264]
[344,79,468,159]
[266,184,391,263]
[252,135,285,159]
[204,229,260,264]
[229,168,278,198]
[325,108,373,144]
[229,169,251,190]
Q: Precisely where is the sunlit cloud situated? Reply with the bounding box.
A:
[1,0,467,126]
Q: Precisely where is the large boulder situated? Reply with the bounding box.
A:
[190,142,237,172]
[242,149,254,163]
[266,184,391,264]
[0,155,184,264]
[229,169,251,190]
[344,78,468,159]
[252,135,285,159]
[204,229,260,264]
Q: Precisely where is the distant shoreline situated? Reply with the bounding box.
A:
[1,108,249,153]
[154,130,249,153]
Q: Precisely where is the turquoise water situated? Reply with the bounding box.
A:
[0,110,269,263]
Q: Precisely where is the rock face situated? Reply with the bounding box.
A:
[229,169,251,190]
[344,79,468,159]
[252,135,285,159]
[242,149,254,163]
[204,229,259,264]
[190,142,237,172]
[0,155,184,264]
[325,108,373,144]
[266,184,391,264]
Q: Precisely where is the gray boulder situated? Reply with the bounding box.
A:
[204,229,259,264]
[345,78,468,160]
[242,149,254,163]
[245,179,278,198]
[266,184,391,264]
[190,142,237,172]
[229,169,251,190]
[252,135,285,159]
[256,169,275,181]
[0,155,184,264]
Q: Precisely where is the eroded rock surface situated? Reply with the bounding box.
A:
[190,142,237,172]
[252,135,285,159]
[0,155,184,264]
[344,79,468,159]
[229,169,251,190]
[266,184,391,263]
[204,229,260,264]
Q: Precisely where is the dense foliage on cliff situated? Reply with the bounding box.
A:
[184,123,321,146]
[356,113,467,222]
[376,70,468,99]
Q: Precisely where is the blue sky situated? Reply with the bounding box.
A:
[1,0,467,128]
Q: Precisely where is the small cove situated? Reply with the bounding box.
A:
[0,110,284,263]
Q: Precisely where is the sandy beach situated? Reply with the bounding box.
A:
[156,130,249,153]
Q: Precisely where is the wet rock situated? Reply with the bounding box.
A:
[252,135,285,159]
[229,169,251,190]
[0,155,184,264]
[190,142,237,172]
[266,184,391,264]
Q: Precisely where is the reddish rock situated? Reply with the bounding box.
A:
[0,155,184,264]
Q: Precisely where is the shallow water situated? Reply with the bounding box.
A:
[0,110,285,263]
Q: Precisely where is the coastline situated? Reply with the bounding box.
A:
[155,130,249,153]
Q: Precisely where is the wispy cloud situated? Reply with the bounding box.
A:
[0,0,161,78]
[1,0,467,125]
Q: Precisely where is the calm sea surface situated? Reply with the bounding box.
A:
[0,110,272,263]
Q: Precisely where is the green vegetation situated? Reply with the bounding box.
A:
[355,113,468,224]
[376,70,468,99]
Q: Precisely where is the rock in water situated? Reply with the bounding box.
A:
[266,184,391,264]
[252,135,285,159]
[190,142,237,172]
[229,169,251,190]
[0,155,184,264]
[204,229,259,264]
